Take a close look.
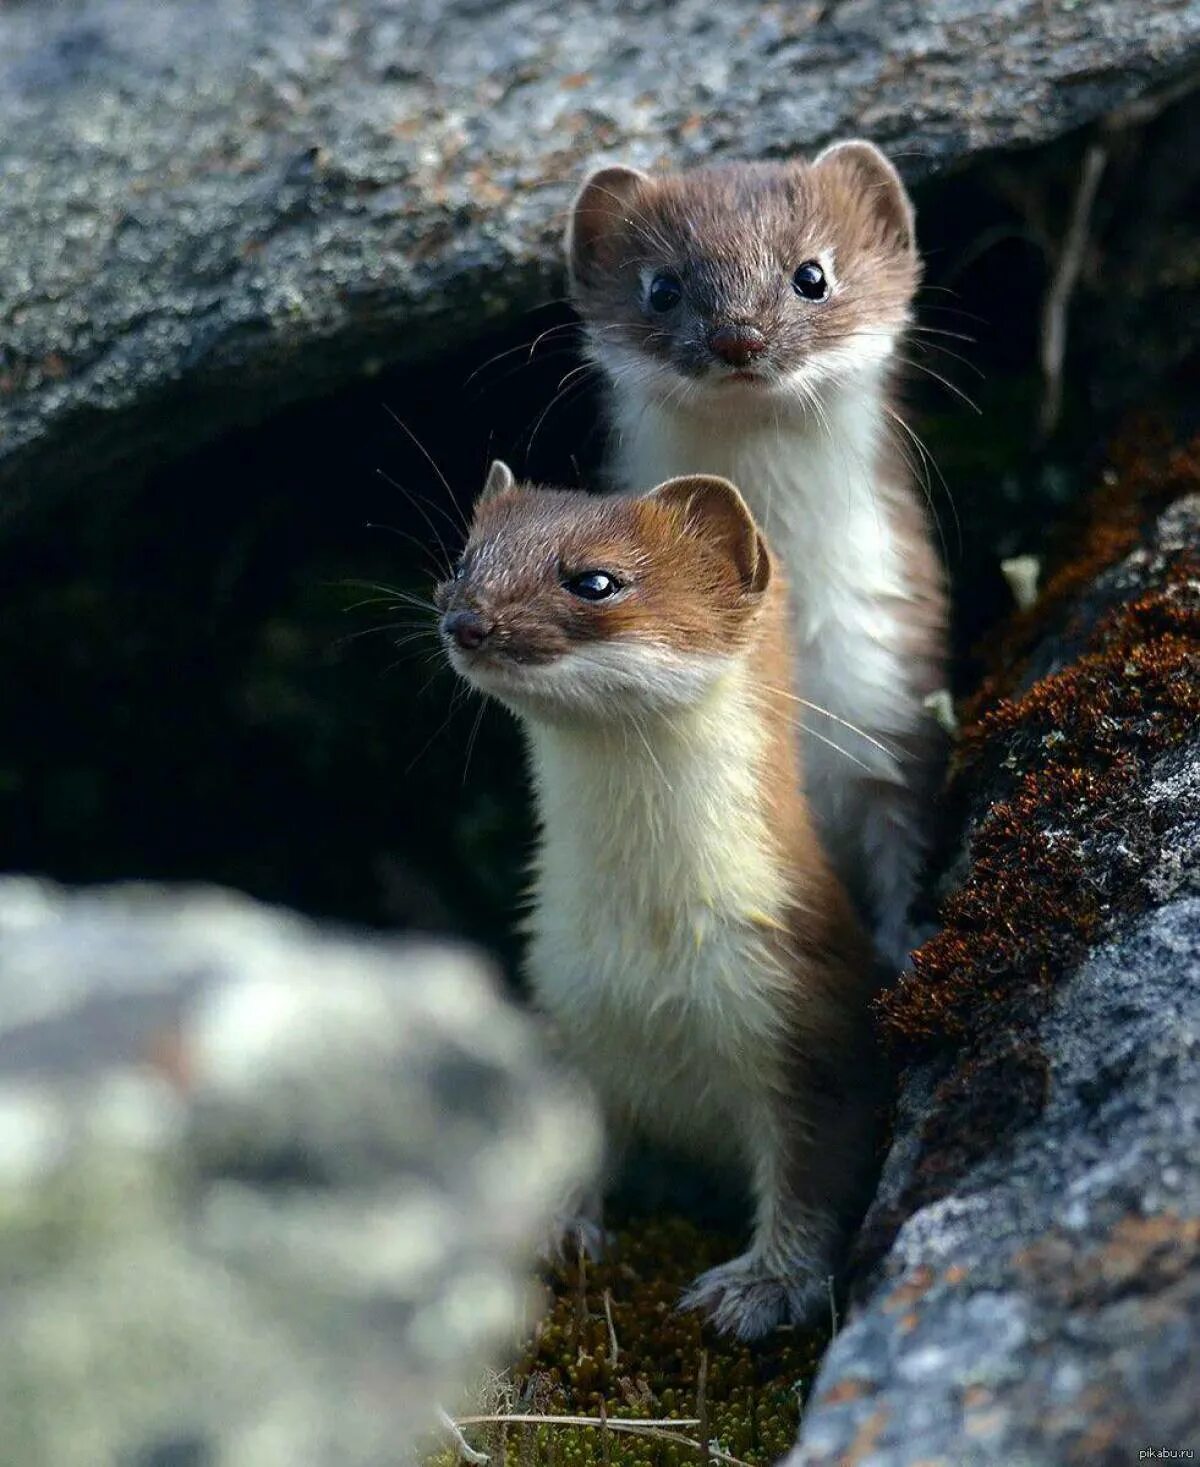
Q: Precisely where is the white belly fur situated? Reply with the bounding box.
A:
[524,673,795,1169]
[609,377,920,836]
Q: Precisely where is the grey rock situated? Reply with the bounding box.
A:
[789,496,1200,1465]
[3,0,1200,517]
[0,881,599,1467]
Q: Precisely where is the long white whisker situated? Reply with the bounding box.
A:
[461,695,488,787]
[374,468,458,575]
[381,407,470,537]
[892,354,981,414]
[791,720,874,774]
[757,685,898,758]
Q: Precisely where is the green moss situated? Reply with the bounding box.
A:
[435,1217,827,1467]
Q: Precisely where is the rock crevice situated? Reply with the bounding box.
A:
[789,460,1200,1466]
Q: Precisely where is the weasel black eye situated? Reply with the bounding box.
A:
[792,261,828,301]
[648,272,683,313]
[564,570,621,601]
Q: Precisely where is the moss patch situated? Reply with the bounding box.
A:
[435,1218,827,1467]
[852,433,1200,1279]
[878,432,1200,1062]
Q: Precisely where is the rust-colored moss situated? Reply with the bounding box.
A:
[435,1217,827,1467]
[958,421,1200,719]
[849,430,1200,1274]
[878,433,1200,1062]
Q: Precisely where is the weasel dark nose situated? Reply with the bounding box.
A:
[709,325,768,368]
[443,609,489,651]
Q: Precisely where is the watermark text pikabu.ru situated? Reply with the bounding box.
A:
[1139,1450,1195,1461]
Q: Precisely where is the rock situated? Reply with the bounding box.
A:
[0,881,599,1467]
[3,0,1200,517]
[789,466,1200,1464]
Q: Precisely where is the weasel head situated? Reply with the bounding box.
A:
[436,461,772,722]
[566,141,918,419]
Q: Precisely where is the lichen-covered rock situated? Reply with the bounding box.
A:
[788,468,1200,1464]
[2,0,1199,516]
[0,881,599,1467]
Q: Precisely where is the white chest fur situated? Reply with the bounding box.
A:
[609,378,916,802]
[523,672,794,1166]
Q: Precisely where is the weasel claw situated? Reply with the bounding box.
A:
[543,1214,612,1265]
[679,1253,829,1340]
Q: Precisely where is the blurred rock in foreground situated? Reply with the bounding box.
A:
[0,881,599,1467]
[790,447,1200,1465]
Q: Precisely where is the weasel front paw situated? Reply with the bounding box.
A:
[679,1252,830,1340]
[542,1213,612,1265]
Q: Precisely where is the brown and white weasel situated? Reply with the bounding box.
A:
[566,142,947,969]
[436,460,878,1340]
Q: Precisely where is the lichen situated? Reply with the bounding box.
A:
[877,431,1200,1061]
[433,1217,827,1467]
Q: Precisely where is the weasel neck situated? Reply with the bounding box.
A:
[524,660,794,919]
[609,370,907,614]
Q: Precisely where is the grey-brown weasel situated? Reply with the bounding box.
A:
[436,460,878,1341]
[566,142,948,970]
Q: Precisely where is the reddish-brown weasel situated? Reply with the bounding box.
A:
[566,142,948,969]
[437,460,878,1340]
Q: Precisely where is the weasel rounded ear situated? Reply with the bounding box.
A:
[479,459,516,505]
[749,531,771,596]
[649,474,771,595]
[813,139,915,253]
[566,165,651,287]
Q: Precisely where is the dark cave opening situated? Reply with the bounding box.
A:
[3,105,1198,974]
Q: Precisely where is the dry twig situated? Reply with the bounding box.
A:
[575,1235,588,1342]
[451,1416,755,1467]
[696,1350,710,1467]
[1039,142,1108,439]
[826,1275,840,1338]
[439,1408,491,1465]
[602,1287,620,1368]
